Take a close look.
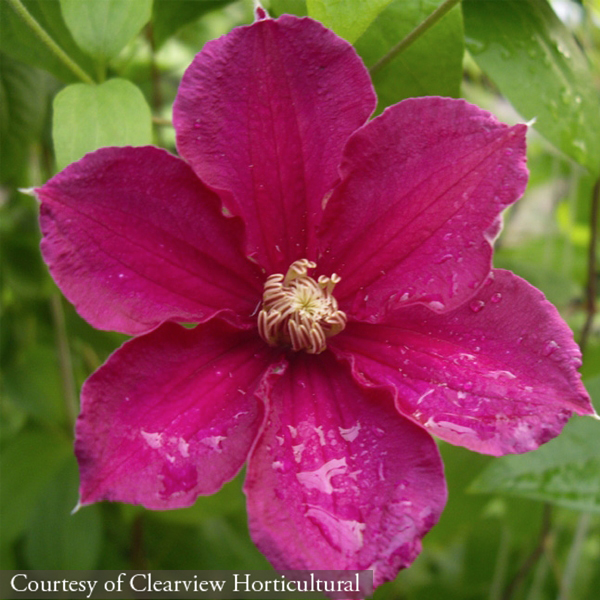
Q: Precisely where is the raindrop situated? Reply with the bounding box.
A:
[304,505,366,552]
[466,37,487,55]
[555,42,571,59]
[469,300,485,313]
[560,88,572,105]
[542,340,559,356]
[434,253,454,264]
[490,292,502,304]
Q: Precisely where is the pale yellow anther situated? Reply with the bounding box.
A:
[258,259,346,354]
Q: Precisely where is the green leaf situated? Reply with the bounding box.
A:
[0,53,53,186]
[24,459,102,569]
[3,345,67,424]
[463,0,600,174]
[52,78,152,170]
[59,0,152,62]
[270,0,308,17]
[355,0,463,110]
[470,417,600,513]
[151,0,235,49]
[306,0,394,44]
[153,472,245,526]
[0,0,94,83]
[0,428,72,543]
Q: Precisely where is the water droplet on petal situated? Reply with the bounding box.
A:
[490,292,502,303]
[543,340,559,356]
[470,300,485,313]
[304,505,366,552]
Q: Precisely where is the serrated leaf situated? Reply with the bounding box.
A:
[24,460,102,569]
[52,78,152,170]
[307,0,394,44]
[355,0,463,110]
[0,428,72,543]
[59,0,152,62]
[152,0,235,49]
[470,417,600,513]
[463,0,600,174]
[0,0,94,83]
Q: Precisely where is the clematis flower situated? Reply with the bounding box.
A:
[36,8,595,591]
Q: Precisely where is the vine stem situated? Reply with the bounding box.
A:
[369,0,463,75]
[579,175,599,353]
[501,504,553,600]
[50,293,78,427]
[6,0,94,84]
[558,512,592,600]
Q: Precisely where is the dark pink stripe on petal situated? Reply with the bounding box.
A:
[331,270,595,456]
[38,146,263,335]
[245,352,446,586]
[174,15,375,273]
[76,320,274,509]
[319,97,528,322]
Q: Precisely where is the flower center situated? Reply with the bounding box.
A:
[258,259,347,354]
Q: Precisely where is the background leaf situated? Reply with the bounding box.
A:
[0,428,72,544]
[52,78,152,170]
[355,0,463,110]
[0,54,54,186]
[463,0,600,174]
[24,460,102,569]
[59,0,152,63]
[151,0,235,49]
[470,417,600,513]
[0,0,94,83]
[306,0,394,44]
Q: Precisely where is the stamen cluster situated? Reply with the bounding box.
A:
[258,259,347,354]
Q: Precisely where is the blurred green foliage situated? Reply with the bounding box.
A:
[1,0,599,598]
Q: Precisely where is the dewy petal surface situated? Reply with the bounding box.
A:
[319,97,528,321]
[331,270,594,456]
[245,352,446,586]
[174,14,376,273]
[76,320,275,509]
[38,146,263,336]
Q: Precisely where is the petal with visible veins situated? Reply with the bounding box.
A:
[331,270,595,456]
[319,97,528,321]
[77,320,277,509]
[245,352,446,586]
[174,15,375,273]
[38,146,263,336]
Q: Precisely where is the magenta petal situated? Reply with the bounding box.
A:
[37,146,262,335]
[331,270,595,456]
[245,352,446,586]
[318,97,528,321]
[76,320,275,509]
[174,15,376,273]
